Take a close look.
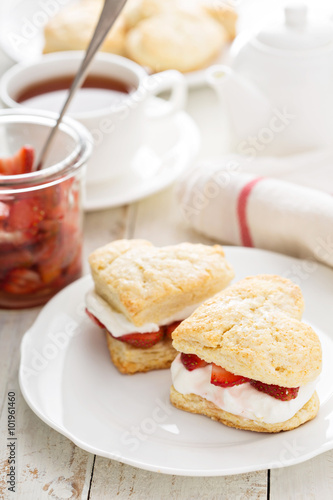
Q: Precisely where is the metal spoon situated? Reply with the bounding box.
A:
[35,0,128,171]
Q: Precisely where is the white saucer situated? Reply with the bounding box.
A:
[84,109,200,211]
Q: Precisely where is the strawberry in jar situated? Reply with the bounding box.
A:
[0,112,91,308]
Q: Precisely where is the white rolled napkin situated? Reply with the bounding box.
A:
[177,154,333,269]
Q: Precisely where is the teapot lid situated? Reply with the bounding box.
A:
[255,3,333,51]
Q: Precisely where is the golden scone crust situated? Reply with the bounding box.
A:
[125,12,226,73]
[172,275,322,387]
[43,0,126,55]
[202,1,238,41]
[122,0,238,41]
[106,332,176,374]
[170,386,320,432]
[89,239,152,272]
[89,239,234,326]
[122,0,172,30]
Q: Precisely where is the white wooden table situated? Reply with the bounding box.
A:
[1,42,333,499]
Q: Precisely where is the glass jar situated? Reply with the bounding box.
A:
[0,110,92,308]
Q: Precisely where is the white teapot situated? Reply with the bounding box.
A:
[207,3,333,157]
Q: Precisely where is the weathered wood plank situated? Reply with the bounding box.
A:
[270,451,333,500]
[83,205,132,273]
[0,309,94,499]
[89,458,267,500]
[131,186,216,246]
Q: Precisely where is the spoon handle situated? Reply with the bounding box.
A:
[35,0,128,171]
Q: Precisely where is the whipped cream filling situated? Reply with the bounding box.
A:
[171,354,318,424]
[85,289,200,338]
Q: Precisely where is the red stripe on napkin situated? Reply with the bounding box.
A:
[237,177,263,247]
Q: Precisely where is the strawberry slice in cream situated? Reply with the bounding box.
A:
[171,354,318,424]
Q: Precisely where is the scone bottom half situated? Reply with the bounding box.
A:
[86,306,181,374]
[86,239,235,374]
[170,274,322,432]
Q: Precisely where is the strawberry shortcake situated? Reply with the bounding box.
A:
[85,239,234,374]
[170,275,322,432]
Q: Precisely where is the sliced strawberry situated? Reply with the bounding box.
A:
[0,229,36,251]
[0,249,34,276]
[115,329,163,349]
[2,268,42,295]
[58,223,81,268]
[250,380,299,401]
[34,233,61,263]
[0,145,35,175]
[9,197,46,230]
[0,201,10,221]
[42,184,66,220]
[85,308,105,329]
[38,262,62,284]
[36,236,65,284]
[42,178,77,221]
[37,220,61,240]
[165,320,182,339]
[210,364,249,388]
[64,247,82,282]
[181,353,208,371]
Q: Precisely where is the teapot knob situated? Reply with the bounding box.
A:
[285,2,307,27]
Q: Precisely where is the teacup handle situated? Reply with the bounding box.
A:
[143,70,187,118]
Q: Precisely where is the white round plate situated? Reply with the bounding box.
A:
[19,246,333,476]
[84,108,200,211]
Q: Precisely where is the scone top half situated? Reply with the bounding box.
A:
[172,275,322,388]
[88,239,234,326]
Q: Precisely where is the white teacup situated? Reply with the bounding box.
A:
[0,51,187,184]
